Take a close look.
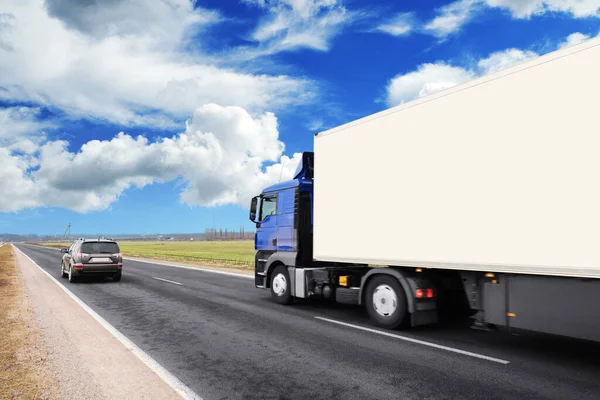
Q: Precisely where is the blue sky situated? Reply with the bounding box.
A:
[1,0,600,235]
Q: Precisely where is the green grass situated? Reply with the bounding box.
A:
[36,240,256,269]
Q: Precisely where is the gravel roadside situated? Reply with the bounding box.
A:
[13,245,182,400]
[1,244,61,399]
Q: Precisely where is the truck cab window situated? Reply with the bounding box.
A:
[260,196,277,220]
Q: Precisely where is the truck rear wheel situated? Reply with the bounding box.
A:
[365,275,407,329]
[270,265,293,305]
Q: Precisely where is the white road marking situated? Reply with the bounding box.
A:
[128,257,254,279]
[153,277,183,286]
[12,245,203,400]
[315,316,510,365]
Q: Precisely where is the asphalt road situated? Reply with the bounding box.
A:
[15,244,600,400]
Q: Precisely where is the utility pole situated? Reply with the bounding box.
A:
[63,223,71,242]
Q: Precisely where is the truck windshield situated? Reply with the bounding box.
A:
[81,242,120,254]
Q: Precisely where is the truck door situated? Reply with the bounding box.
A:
[256,194,278,251]
[276,189,295,251]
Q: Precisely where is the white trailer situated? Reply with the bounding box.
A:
[252,37,600,342]
[315,36,600,280]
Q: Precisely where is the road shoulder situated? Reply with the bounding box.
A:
[13,245,182,400]
[1,245,60,399]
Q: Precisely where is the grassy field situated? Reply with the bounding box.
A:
[38,240,256,269]
[0,245,59,399]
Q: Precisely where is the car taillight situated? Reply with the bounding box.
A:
[416,288,435,299]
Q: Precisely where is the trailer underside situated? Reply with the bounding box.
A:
[256,253,600,343]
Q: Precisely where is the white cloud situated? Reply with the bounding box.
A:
[0,147,40,212]
[477,48,538,74]
[307,119,324,131]
[424,0,600,38]
[386,32,596,107]
[424,0,482,38]
[243,0,353,54]
[376,13,414,37]
[0,0,312,128]
[0,107,48,140]
[558,32,591,48]
[43,0,218,46]
[484,0,600,18]
[0,106,51,156]
[386,63,476,106]
[386,47,542,106]
[0,0,318,214]
[0,104,303,213]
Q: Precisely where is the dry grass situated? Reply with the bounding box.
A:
[0,245,60,399]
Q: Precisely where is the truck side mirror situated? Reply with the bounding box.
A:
[249,196,259,222]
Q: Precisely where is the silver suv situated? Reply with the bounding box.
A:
[61,238,123,283]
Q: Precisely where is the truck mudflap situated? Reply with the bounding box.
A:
[411,309,438,327]
[336,287,360,304]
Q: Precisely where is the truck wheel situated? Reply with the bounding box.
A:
[365,275,407,329]
[270,265,293,305]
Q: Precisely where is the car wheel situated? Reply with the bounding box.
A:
[112,272,122,282]
[365,275,407,330]
[68,266,77,283]
[270,265,293,305]
[61,262,68,278]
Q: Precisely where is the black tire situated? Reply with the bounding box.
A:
[61,262,67,278]
[364,275,407,330]
[112,272,122,282]
[68,266,77,283]
[270,265,293,305]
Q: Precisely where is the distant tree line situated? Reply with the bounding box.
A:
[204,227,253,241]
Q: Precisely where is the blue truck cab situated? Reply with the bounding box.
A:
[249,152,314,295]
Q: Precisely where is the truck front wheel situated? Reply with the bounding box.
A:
[270,265,293,305]
[365,275,407,329]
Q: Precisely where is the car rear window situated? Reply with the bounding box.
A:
[81,242,120,254]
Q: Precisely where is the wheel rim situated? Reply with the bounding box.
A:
[372,284,398,317]
[272,273,287,296]
[68,266,72,280]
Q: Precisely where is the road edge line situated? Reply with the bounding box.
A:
[315,316,510,365]
[12,244,204,400]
